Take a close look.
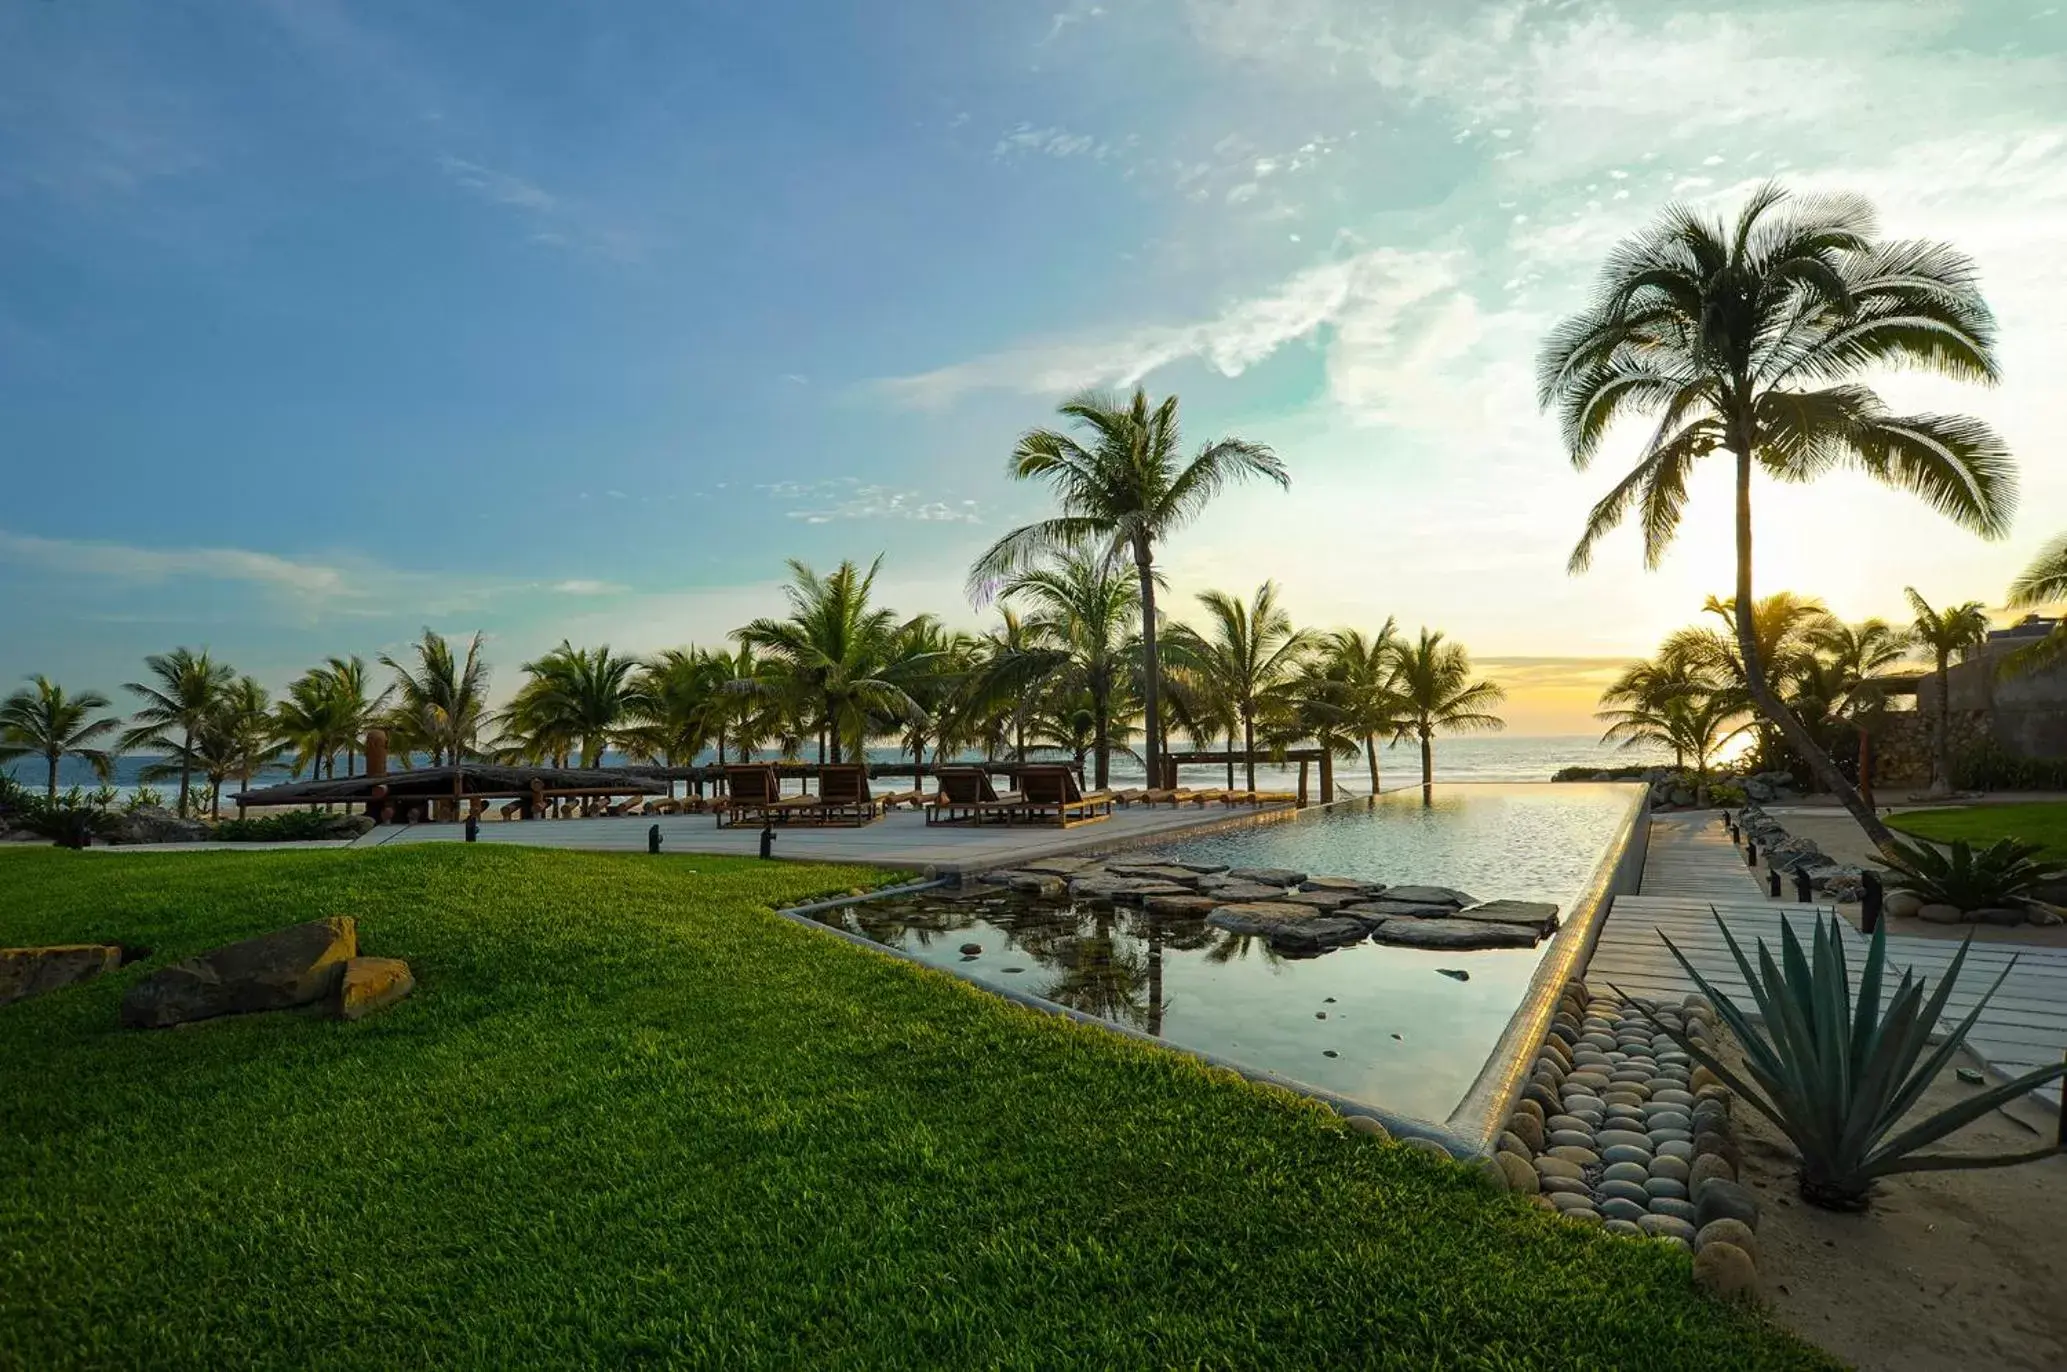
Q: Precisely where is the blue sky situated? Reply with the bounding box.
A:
[4,0,2065,732]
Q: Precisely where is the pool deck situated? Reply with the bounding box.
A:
[1588,811,2066,1109]
[345,800,1298,875]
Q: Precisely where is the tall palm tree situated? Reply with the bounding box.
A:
[970,387,1289,789]
[0,677,121,799]
[1313,623,1404,793]
[736,558,928,765]
[1662,593,1833,771]
[702,644,780,765]
[504,642,645,768]
[381,629,491,772]
[999,550,1142,787]
[1389,629,1506,801]
[323,656,387,777]
[1162,582,1315,793]
[121,647,235,817]
[1542,184,2015,854]
[1596,654,1719,769]
[1598,690,1748,805]
[1902,588,1991,797]
[1802,617,1912,807]
[155,676,279,819]
[629,649,717,781]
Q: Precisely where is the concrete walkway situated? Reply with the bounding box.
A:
[1589,812,2065,1109]
[349,800,1291,875]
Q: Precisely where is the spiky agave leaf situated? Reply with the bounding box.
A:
[1617,908,2067,1208]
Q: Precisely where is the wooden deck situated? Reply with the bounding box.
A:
[1587,813,2066,1108]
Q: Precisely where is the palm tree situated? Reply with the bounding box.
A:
[1598,684,1748,805]
[322,656,387,777]
[1162,582,1315,793]
[504,642,645,768]
[630,649,717,783]
[1802,617,1912,807]
[736,558,928,765]
[1389,628,1505,801]
[1901,588,1990,797]
[970,388,1289,789]
[1313,624,1404,793]
[702,644,780,765]
[1596,654,1718,769]
[1542,184,2015,855]
[381,629,491,771]
[0,677,121,799]
[999,550,1142,787]
[1662,593,1833,772]
[155,676,279,819]
[121,647,235,817]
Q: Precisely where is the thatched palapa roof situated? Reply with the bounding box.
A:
[233,765,669,807]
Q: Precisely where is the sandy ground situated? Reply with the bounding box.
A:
[1757,806,2067,950]
[1731,1041,2067,1371]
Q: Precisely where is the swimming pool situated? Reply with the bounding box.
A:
[802,783,1644,1129]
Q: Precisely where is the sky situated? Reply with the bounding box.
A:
[2,0,2064,736]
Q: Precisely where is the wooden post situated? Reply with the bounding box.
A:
[1319,751,1333,803]
[1297,759,1310,807]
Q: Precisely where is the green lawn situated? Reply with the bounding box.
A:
[1890,802,2067,859]
[0,846,1828,1369]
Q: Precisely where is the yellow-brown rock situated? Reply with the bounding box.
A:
[0,945,121,1007]
[335,956,414,1021]
[120,918,356,1028]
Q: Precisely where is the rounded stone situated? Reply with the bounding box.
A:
[1644,1109,1693,1132]
[1695,1178,1762,1231]
[1595,1128,1650,1150]
[1603,1218,1645,1239]
[1524,1083,1560,1114]
[1655,1139,1696,1161]
[1648,1154,1691,1183]
[1572,1050,1612,1068]
[1637,1212,1697,1243]
[1601,1143,1652,1166]
[1648,1196,1700,1225]
[1604,1104,1647,1123]
[1690,1066,1722,1093]
[1650,1233,1693,1255]
[1647,1128,1694,1147]
[1512,1097,1545,1126]
[1688,1153,1736,1197]
[1578,1034,1617,1052]
[1561,1206,1604,1227]
[1692,1241,1758,1298]
[1475,1156,1510,1191]
[1548,1145,1600,1166]
[1508,1113,1545,1153]
[1644,1177,1689,1201]
[1651,1087,1696,1107]
[1529,1194,1560,1214]
[1494,1151,1540,1194]
[1599,1196,1648,1222]
[1545,1114,1593,1134]
[1602,1161,1649,1184]
[1696,1217,1758,1262]
[1540,1175,1593,1197]
[1346,1115,1392,1139]
[1548,1129,1595,1150]
[1599,1179,1650,1206]
[1564,1106,1605,1128]
[1546,1190,1599,1215]
[1602,1089,1649,1107]
[1498,1130,1534,1159]
[1534,1155,1584,1180]
[1401,1137,1455,1162]
[1566,1071,1611,1092]
[1561,1091,1606,1112]
[1694,1131,1739,1166]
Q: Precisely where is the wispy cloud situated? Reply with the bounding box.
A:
[549,579,627,596]
[992,123,1129,162]
[758,479,981,525]
[439,155,555,212]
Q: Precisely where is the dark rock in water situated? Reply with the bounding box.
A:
[1459,899,1561,935]
[959,942,983,955]
[1007,874,1068,898]
[1436,968,1470,982]
[1143,893,1222,918]
[1069,876,1191,904]
[1369,918,1538,950]
[1342,900,1455,926]
[1279,888,1363,912]
[1002,966,1024,974]
[1206,902,1314,936]
[1112,858,1227,876]
[121,918,357,1028]
[1269,916,1370,955]
[1227,867,1307,887]
[1302,875,1382,894]
[1018,855,1101,876]
[1315,1010,1327,1019]
[1322,1049,1339,1058]
[1195,880,1293,903]
[1383,884,1476,907]
[1095,863,1205,887]
[1956,1066,1984,1085]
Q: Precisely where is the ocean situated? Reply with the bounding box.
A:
[19,735,1667,803]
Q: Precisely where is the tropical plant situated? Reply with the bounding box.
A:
[209,676,281,816]
[124,784,167,812]
[1880,836,2067,912]
[381,629,492,769]
[502,642,646,768]
[1597,690,1747,805]
[970,387,1288,789]
[1543,185,2016,855]
[2002,536,2067,677]
[1301,625,1404,794]
[0,676,122,799]
[999,550,1140,787]
[736,558,928,764]
[1162,582,1316,793]
[1903,588,1992,797]
[1389,628,1505,798]
[121,647,236,818]
[1625,910,2067,1210]
[1798,617,1911,803]
[1660,593,1833,772]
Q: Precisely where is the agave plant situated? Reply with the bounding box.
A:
[1881,836,2067,912]
[1621,910,2066,1210]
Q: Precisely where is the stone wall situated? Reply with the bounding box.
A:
[1918,648,2067,762]
[1871,708,1990,786]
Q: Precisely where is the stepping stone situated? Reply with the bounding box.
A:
[1458,899,1561,934]
[1227,867,1307,887]
[1369,918,1538,950]
[1384,884,1477,907]
[1302,876,1383,894]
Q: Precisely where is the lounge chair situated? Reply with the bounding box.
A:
[716,765,810,828]
[1014,766,1114,827]
[926,766,1023,825]
[792,764,881,826]
[1111,788,1150,808]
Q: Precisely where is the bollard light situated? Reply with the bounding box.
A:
[1768,866,1782,899]
[648,823,662,855]
[1746,841,1758,868]
[759,823,776,860]
[464,813,479,844]
[1793,867,1813,903]
[1861,870,1883,935]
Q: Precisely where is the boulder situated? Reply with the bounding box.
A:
[1691,1241,1758,1298]
[1917,903,1965,925]
[1269,916,1371,955]
[1068,876,1191,904]
[1206,902,1316,936]
[1143,893,1222,918]
[105,806,209,845]
[1883,890,1924,919]
[1018,855,1101,876]
[1458,900,1561,935]
[1343,900,1457,921]
[120,918,358,1028]
[0,944,123,1008]
[1383,884,1477,907]
[1225,867,1306,888]
[335,956,415,1021]
[1974,907,2026,927]
[1369,918,1539,950]
[1278,889,1364,912]
[1694,1177,1761,1230]
[1008,874,1068,898]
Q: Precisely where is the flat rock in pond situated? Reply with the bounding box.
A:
[1279,889,1364,912]
[1092,863,1204,887]
[1110,857,1227,876]
[1206,902,1316,935]
[1344,900,1457,920]
[1068,876,1191,903]
[1007,874,1068,898]
[1269,916,1370,955]
[1301,876,1383,894]
[1226,867,1307,887]
[1459,899,1561,934]
[120,917,357,1029]
[1383,884,1477,907]
[1018,855,1101,876]
[1369,917,1539,950]
[1195,880,1295,903]
[1144,893,1222,918]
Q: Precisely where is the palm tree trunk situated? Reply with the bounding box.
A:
[1243,713,1256,793]
[1146,915,1164,1038]
[1858,727,1875,810]
[1730,446,1897,853]
[1929,648,1954,797]
[1420,728,1433,805]
[1134,538,1163,790]
[1364,735,1380,795]
[1226,729,1236,790]
[1092,683,1111,790]
[178,726,193,819]
[46,753,58,801]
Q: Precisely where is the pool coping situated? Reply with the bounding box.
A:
[1440,782,1651,1152]
[773,784,1650,1157]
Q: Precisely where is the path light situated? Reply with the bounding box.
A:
[1861,870,1883,934]
[1793,868,1813,903]
[648,823,662,855]
[464,812,479,843]
[759,822,776,860]
[1768,867,1782,899]
[1746,841,1758,868]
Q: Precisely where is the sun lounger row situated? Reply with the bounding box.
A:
[1107,787,1298,808]
[925,765,1114,827]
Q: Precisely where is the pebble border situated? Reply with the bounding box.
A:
[1483,977,1766,1297]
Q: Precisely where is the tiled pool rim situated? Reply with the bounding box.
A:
[777,782,1651,1156]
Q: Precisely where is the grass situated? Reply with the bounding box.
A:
[1889,802,2067,860]
[0,845,1830,1369]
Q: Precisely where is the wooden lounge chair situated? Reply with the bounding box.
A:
[791,764,881,826]
[716,765,808,828]
[1111,788,1150,808]
[1183,789,1228,806]
[926,766,1023,825]
[1014,766,1114,827]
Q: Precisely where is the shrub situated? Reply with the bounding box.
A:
[1952,738,2067,792]
[212,810,368,842]
[124,785,167,812]
[1881,836,2067,910]
[1626,910,2067,1209]
[1704,782,1747,809]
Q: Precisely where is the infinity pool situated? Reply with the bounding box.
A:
[805,783,1642,1125]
